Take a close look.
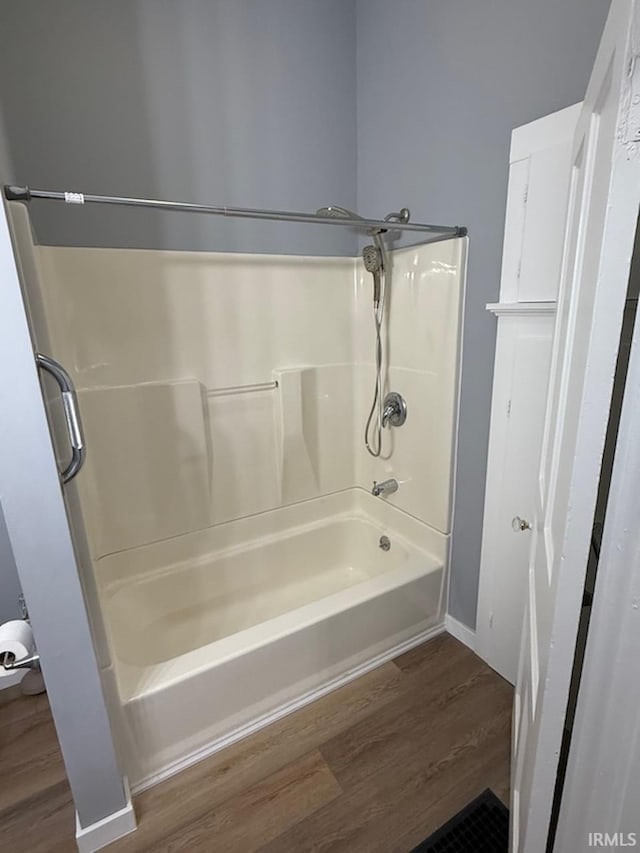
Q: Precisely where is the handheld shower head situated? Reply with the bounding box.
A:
[362,244,382,273]
[317,204,387,308]
[362,244,383,308]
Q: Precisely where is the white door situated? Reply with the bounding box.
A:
[512,1,640,850]
[476,311,555,683]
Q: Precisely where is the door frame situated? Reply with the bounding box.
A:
[0,199,135,848]
[554,249,640,847]
[512,0,640,848]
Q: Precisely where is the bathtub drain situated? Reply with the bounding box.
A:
[379,535,391,552]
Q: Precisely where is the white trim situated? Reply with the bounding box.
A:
[446,237,469,629]
[510,103,582,161]
[486,301,557,317]
[131,622,445,794]
[444,615,476,652]
[555,214,640,844]
[75,778,136,853]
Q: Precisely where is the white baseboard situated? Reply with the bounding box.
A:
[75,777,136,853]
[132,622,445,794]
[445,614,476,652]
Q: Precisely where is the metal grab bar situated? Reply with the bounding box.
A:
[36,353,86,483]
[207,380,278,398]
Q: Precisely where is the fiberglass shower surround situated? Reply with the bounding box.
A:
[7,184,466,787]
[7,183,464,470]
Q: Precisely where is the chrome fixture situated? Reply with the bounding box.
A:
[315,205,360,221]
[207,379,279,399]
[382,392,407,428]
[18,593,28,620]
[372,478,399,498]
[2,649,40,672]
[363,237,387,457]
[385,208,411,224]
[362,244,383,308]
[6,186,467,241]
[379,535,391,551]
[35,353,86,483]
[512,516,532,532]
[315,204,411,231]
[316,205,393,458]
[315,204,388,261]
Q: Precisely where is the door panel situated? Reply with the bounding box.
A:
[518,143,577,303]
[540,138,586,503]
[500,103,580,305]
[476,315,554,683]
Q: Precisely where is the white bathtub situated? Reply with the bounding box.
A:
[97,489,447,788]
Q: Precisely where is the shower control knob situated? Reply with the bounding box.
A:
[512,516,531,532]
[381,392,407,428]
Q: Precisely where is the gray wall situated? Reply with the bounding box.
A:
[356,0,611,628]
[0,0,357,256]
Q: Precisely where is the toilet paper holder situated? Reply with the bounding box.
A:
[2,651,40,671]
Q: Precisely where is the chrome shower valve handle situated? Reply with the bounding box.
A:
[381,392,407,428]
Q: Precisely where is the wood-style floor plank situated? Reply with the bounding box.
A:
[0,633,513,853]
[0,780,74,853]
[0,707,69,814]
[393,727,512,853]
[259,654,512,852]
[393,630,470,675]
[143,750,341,853]
[108,660,404,852]
[322,657,508,787]
[0,688,44,726]
[322,653,491,783]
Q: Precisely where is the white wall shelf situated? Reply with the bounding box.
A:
[486,302,557,317]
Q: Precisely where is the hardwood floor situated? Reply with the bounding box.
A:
[0,633,512,853]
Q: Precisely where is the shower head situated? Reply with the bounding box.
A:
[316,205,386,246]
[315,205,362,220]
[362,244,382,273]
[318,205,388,279]
[362,244,383,309]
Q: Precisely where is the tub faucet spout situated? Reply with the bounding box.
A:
[372,478,398,498]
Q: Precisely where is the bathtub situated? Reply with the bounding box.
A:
[97,489,447,788]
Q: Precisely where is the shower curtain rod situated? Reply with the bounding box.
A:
[4,185,467,240]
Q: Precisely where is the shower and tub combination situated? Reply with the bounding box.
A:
[6,184,466,789]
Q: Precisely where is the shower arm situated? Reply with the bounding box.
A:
[4,186,467,241]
